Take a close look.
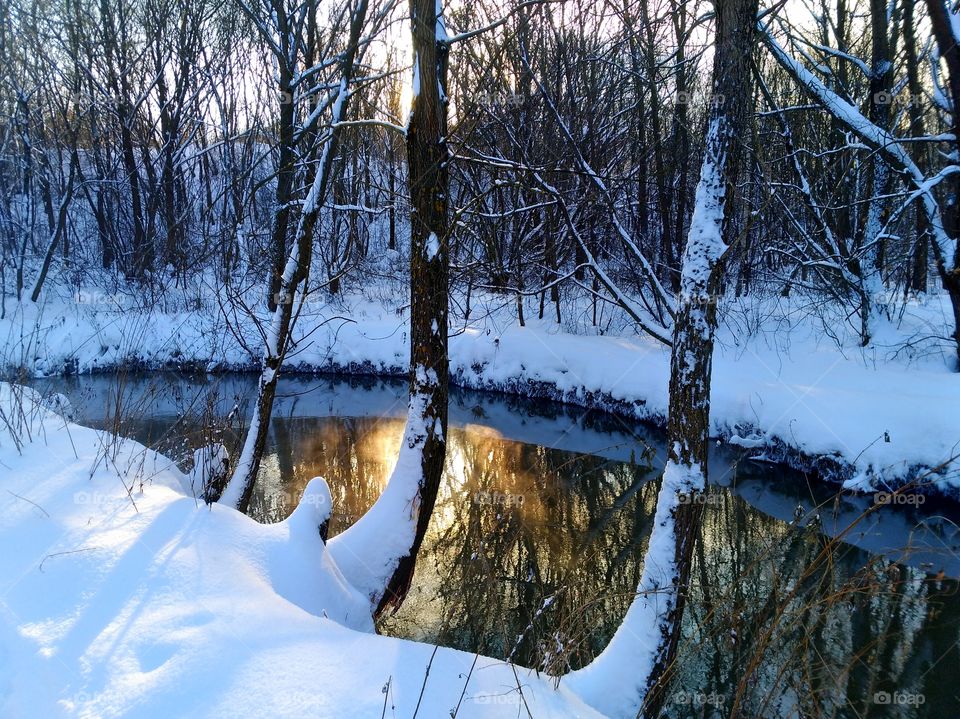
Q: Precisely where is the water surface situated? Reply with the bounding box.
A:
[35,373,960,717]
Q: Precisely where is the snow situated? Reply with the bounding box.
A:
[3,282,958,716]
[3,291,960,497]
[187,443,229,500]
[680,117,728,294]
[563,459,704,717]
[411,52,420,102]
[434,0,448,43]
[948,1,960,48]
[0,384,601,718]
[424,232,440,261]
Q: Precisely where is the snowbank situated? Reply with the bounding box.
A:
[3,290,960,496]
[0,384,600,718]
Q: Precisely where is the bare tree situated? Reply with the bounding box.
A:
[563,0,759,714]
[327,0,452,618]
[216,0,375,509]
[763,7,960,367]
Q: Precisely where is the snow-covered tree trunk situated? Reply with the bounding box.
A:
[216,0,371,510]
[855,0,894,346]
[563,0,757,715]
[328,0,450,618]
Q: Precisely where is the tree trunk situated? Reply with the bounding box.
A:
[903,0,928,292]
[563,0,757,713]
[926,0,960,366]
[853,0,895,345]
[374,0,450,616]
[325,0,451,620]
[30,158,77,302]
[267,44,296,311]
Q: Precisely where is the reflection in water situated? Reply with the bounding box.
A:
[250,415,659,672]
[33,373,960,717]
[678,492,960,717]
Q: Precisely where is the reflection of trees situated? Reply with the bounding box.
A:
[673,495,960,719]
[241,413,661,672]
[243,414,960,717]
[42,374,960,714]
[380,432,659,672]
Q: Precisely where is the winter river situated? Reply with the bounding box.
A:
[32,373,960,717]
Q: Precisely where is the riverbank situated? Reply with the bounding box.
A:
[3,289,959,497]
[0,384,600,718]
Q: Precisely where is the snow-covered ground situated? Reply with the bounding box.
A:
[2,283,959,717]
[3,286,959,496]
[0,384,600,718]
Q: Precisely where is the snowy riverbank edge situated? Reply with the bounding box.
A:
[0,383,603,718]
[4,296,960,498]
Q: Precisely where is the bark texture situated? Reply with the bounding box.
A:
[375,0,450,616]
[642,0,759,711]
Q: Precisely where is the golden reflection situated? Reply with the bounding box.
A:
[249,415,659,669]
[460,423,505,439]
[247,416,960,715]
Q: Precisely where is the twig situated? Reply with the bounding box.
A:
[412,645,439,718]
[39,547,97,572]
[379,676,392,719]
[510,663,534,719]
[6,490,50,517]
[450,653,479,718]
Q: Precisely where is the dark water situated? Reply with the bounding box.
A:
[33,373,960,717]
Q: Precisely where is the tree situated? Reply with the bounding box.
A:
[327,0,451,617]
[563,0,759,714]
[763,6,960,367]
[216,0,374,509]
